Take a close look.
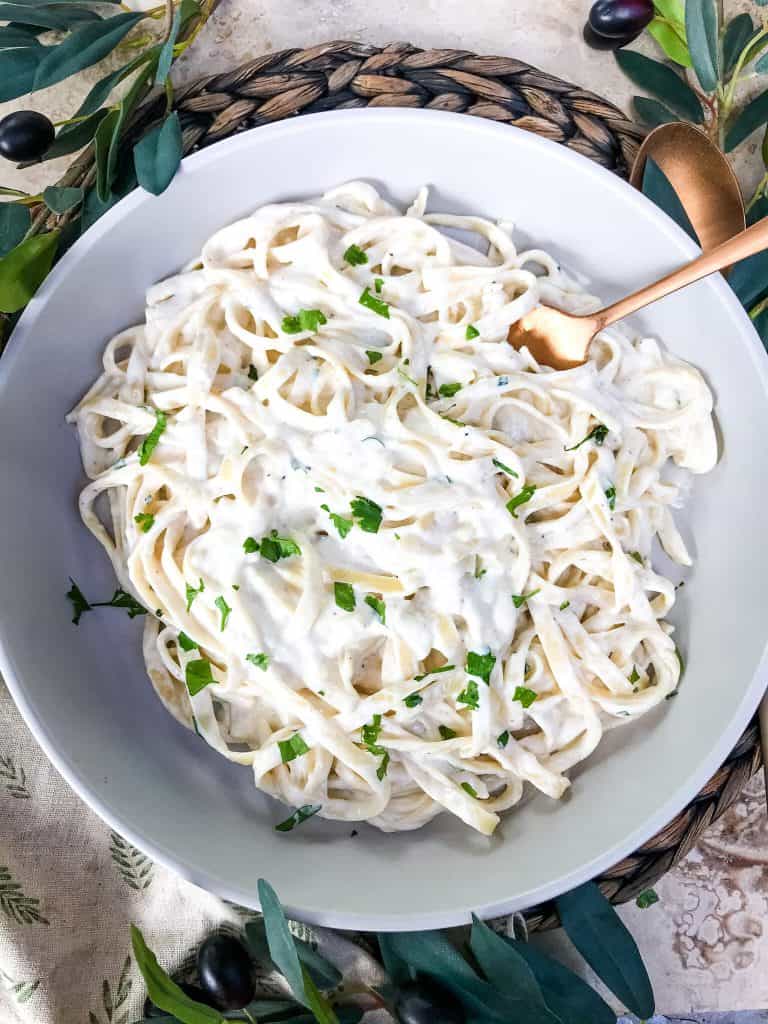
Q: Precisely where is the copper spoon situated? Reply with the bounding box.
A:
[507,216,768,369]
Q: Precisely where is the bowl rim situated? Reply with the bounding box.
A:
[2,107,768,930]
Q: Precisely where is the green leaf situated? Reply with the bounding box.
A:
[244,919,341,991]
[134,113,183,195]
[138,407,167,465]
[632,95,679,127]
[614,50,704,123]
[556,881,654,1019]
[0,25,44,49]
[466,650,495,684]
[155,5,181,84]
[377,934,414,986]
[44,109,109,162]
[0,203,30,258]
[33,11,144,91]
[185,658,213,696]
[504,938,616,1024]
[652,0,685,25]
[75,51,153,117]
[757,51,768,75]
[725,88,768,151]
[301,968,339,1024]
[130,925,223,1024]
[350,495,383,533]
[258,879,308,1007]
[80,158,136,233]
[723,13,755,77]
[685,0,718,92]
[0,47,39,102]
[642,157,698,243]
[647,18,691,67]
[469,917,558,1023]
[333,581,355,612]
[274,804,320,832]
[42,186,83,214]
[0,230,58,313]
[0,4,102,31]
[94,106,122,202]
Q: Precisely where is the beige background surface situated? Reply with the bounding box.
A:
[2,0,768,1015]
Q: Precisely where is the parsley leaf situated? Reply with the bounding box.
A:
[564,423,608,451]
[629,550,644,565]
[275,804,321,832]
[461,781,478,798]
[466,650,495,685]
[513,685,538,709]
[248,364,259,381]
[365,594,386,624]
[259,530,302,563]
[438,382,462,398]
[66,578,92,625]
[134,512,155,533]
[361,714,382,748]
[506,484,536,519]
[559,600,570,610]
[334,581,356,612]
[374,277,384,294]
[185,658,214,696]
[278,733,310,763]
[414,664,455,681]
[439,725,457,740]
[492,457,518,477]
[465,324,480,340]
[351,496,383,533]
[605,485,616,511]
[214,595,231,631]
[366,349,383,365]
[282,309,327,334]
[497,730,510,748]
[93,589,146,619]
[376,752,390,780]
[246,652,269,671]
[177,631,197,652]
[457,680,480,710]
[512,588,540,609]
[629,666,640,684]
[343,244,368,266]
[359,287,390,318]
[243,536,259,554]
[404,693,422,708]
[636,888,659,909]
[185,577,205,612]
[397,364,418,387]
[321,504,353,538]
[138,409,168,466]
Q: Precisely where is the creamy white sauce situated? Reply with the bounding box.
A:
[68,182,717,835]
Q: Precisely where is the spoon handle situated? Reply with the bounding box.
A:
[595,215,768,330]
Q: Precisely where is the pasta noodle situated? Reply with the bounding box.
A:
[68,182,717,835]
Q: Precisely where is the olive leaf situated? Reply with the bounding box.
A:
[730,196,768,310]
[725,88,768,151]
[94,107,122,202]
[685,0,718,92]
[722,13,756,77]
[0,203,30,258]
[614,50,704,123]
[0,25,44,48]
[155,4,181,84]
[257,878,310,1005]
[652,0,685,23]
[633,95,679,127]
[44,109,109,161]
[377,934,414,987]
[0,230,59,314]
[33,11,144,92]
[76,50,156,118]
[756,50,768,75]
[244,920,342,991]
[503,938,616,1024]
[81,160,137,233]
[0,4,101,30]
[130,925,224,1024]
[42,186,84,214]
[642,156,698,242]
[133,112,183,196]
[647,18,691,67]
[556,882,655,1020]
[0,47,39,103]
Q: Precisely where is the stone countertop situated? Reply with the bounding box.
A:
[2,1,768,1016]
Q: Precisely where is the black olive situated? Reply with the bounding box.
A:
[143,982,215,1016]
[583,22,642,50]
[588,0,654,38]
[394,978,465,1024]
[0,110,55,162]
[197,933,255,1010]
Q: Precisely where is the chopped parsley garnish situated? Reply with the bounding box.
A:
[374,277,384,294]
[185,577,205,612]
[442,415,466,427]
[474,558,487,580]
[246,652,269,671]
[359,287,390,318]
[248,364,258,381]
[314,486,325,492]
[492,457,518,477]
[636,888,659,909]
[243,537,259,554]
[559,600,570,610]
[281,309,327,334]
[439,725,457,740]
[365,593,386,624]
[629,551,644,565]
[404,693,423,708]
[361,714,389,778]
[605,485,616,511]
[138,409,167,466]
[214,595,231,631]
[512,589,540,609]
[366,349,383,365]
[351,496,383,533]
[457,680,480,710]
[414,664,455,681]
[66,578,92,625]
[397,364,418,387]
[275,804,321,832]
[259,530,302,563]
[461,782,478,798]
[466,650,496,685]
[438,382,462,398]
[321,504,353,538]
[513,685,538,709]
[497,730,510,748]
[278,733,310,764]
[629,666,640,684]
[675,646,685,676]
[343,244,368,266]
[334,581,356,612]
[465,324,480,340]
[134,512,155,533]
[185,658,214,696]
[506,484,536,519]
[94,588,146,619]
[376,753,390,780]
[177,631,197,652]
[565,423,609,451]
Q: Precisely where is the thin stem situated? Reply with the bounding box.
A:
[746,172,768,215]
[750,294,768,320]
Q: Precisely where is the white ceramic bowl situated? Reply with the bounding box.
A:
[1,110,767,931]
